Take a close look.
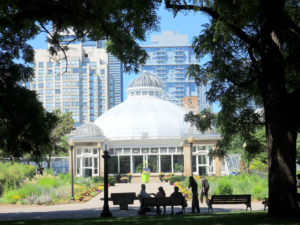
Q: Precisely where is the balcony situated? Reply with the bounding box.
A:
[156,68,166,70]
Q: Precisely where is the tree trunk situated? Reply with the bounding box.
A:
[259,1,299,217]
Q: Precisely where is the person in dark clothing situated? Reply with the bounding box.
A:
[188,176,200,213]
[170,186,183,197]
[200,176,209,204]
[170,186,184,214]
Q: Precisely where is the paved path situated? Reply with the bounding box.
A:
[0,183,265,221]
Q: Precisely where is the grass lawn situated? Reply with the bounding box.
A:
[1,211,300,225]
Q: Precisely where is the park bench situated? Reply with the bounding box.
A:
[138,195,186,215]
[262,193,300,211]
[101,192,139,210]
[208,195,252,213]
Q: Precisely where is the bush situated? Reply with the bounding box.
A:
[93,176,115,186]
[169,176,188,185]
[37,177,58,188]
[216,179,233,195]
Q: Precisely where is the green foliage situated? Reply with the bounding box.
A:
[249,158,268,171]
[169,176,188,185]
[0,163,36,196]
[173,163,183,172]
[216,179,233,195]
[37,177,58,188]
[92,176,115,186]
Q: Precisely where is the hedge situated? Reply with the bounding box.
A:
[169,176,188,185]
[93,176,115,186]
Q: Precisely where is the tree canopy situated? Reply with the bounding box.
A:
[0,0,162,159]
[166,0,300,218]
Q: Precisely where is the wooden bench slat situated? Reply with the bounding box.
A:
[208,195,252,213]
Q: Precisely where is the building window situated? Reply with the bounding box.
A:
[62,75,70,80]
[82,75,87,80]
[161,155,172,173]
[149,91,154,96]
[63,82,70,87]
[46,96,53,102]
[38,97,43,102]
[47,69,53,74]
[55,96,61,101]
[72,68,79,73]
[82,62,87,67]
[72,102,79,107]
[63,88,70,94]
[72,82,79,87]
[71,75,79,80]
[173,155,184,172]
[38,70,44,75]
[47,62,53,68]
[38,83,43,88]
[90,62,96,68]
[55,83,60,87]
[90,69,96,74]
[82,68,87,74]
[110,99,114,103]
[55,76,60,81]
[46,76,53,81]
[110,92,113,96]
[142,91,147,95]
[46,83,53,88]
[82,95,88,101]
[63,102,70,107]
[71,60,79,66]
[82,102,87,107]
[38,76,44,81]
[62,60,70,66]
[72,95,79,100]
[72,88,79,94]
[136,91,140,96]
[46,90,53,95]
[55,62,60,67]
[100,69,105,75]
[55,89,61,94]
[55,68,61,74]
[38,90,43,95]
[31,84,36,89]
[45,103,53,108]
[63,68,70,73]
[38,62,44,68]
[55,102,61,107]
[82,82,87,87]
[110,78,113,84]
[63,95,71,101]
[82,89,87,94]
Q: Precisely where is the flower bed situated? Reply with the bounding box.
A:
[0,164,108,205]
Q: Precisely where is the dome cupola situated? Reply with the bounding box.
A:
[126,71,164,99]
[73,122,104,137]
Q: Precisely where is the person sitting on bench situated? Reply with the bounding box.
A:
[140,184,156,212]
[153,187,166,214]
[170,186,184,214]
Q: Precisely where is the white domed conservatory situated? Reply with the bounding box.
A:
[68,72,231,181]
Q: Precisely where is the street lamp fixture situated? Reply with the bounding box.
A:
[97,142,102,182]
[68,138,75,201]
[180,140,184,182]
[243,142,247,160]
[188,134,194,176]
[100,140,112,217]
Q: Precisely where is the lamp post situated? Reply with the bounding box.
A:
[180,140,184,182]
[97,142,102,182]
[188,134,194,176]
[243,142,247,161]
[100,140,112,217]
[68,138,75,201]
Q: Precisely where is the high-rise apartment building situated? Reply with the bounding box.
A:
[30,38,123,127]
[141,31,212,112]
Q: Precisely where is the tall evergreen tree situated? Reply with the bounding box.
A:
[166,0,300,218]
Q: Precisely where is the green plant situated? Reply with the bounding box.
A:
[158,172,164,176]
[216,179,233,195]
[92,176,115,186]
[37,177,58,188]
[169,176,188,185]
[173,163,183,173]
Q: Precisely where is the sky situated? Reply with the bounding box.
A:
[27,5,221,112]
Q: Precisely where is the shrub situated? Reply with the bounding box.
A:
[38,177,58,188]
[216,179,233,195]
[93,176,115,186]
[169,176,188,185]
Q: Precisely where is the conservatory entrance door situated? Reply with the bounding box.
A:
[82,168,92,177]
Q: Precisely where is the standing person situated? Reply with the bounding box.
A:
[200,176,209,204]
[188,176,200,213]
